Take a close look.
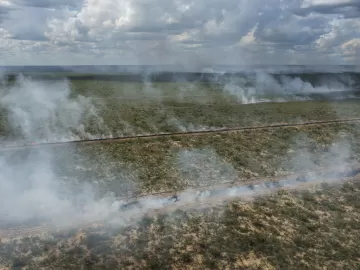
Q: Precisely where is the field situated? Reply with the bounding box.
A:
[1,75,360,269]
[2,78,360,141]
[3,181,360,269]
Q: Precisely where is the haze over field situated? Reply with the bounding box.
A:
[1,1,360,269]
[0,71,358,230]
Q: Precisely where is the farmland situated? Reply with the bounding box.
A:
[1,75,360,269]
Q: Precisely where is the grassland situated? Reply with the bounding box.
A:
[2,79,360,141]
[1,77,360,269]
[3,121,359,199]
[70,80,360,131]
[2,178,360,269]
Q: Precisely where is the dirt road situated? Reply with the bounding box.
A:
[1,117,360,152]
[1,165,359,239]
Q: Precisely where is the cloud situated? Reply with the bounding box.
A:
[0,1,14,23]
[0,0,359,65]
[255,15,328,47]
[12,0,80,8]
[341,38,360,61]
[295,0,360,18]
[2,6,50,41]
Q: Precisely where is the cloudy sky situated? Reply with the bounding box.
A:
[0,0,359,66]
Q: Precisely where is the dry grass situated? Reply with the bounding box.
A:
[43,122,360,196]
[1,79,360,269]
[69,80,360,134]
[2,79,360,140]
[1,122,360,269]
[1,179,360,269]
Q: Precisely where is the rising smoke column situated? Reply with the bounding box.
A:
[0,74,109,143]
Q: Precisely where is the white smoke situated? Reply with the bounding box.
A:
[176,148,238,187]
[0,145,142,227]
[0,74,109,143]
[215,71,356,104]
[0,71,357,236]
[0,149,75,223]
[0,75,125,227]
[0,131,355,230]
[285,132,353,173]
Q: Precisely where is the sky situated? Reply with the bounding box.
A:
[0,0,359,66]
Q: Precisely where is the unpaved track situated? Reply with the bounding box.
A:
[1,118,359,238]
[1,117,360,152]
[1,165,359,239]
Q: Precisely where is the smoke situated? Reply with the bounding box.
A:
[284,132,353,173]
[113,69,359,106]
[0,70,358,238]
[0,125,356,232]
[0,74,122,227]
[74,68,360,137]
[176,148,238,187]
[0,74,110,143]
[212,71,358,104]
[170,135,355,207]
[0,146,144,228]
[0,149,80,224]
[104,136,356,224]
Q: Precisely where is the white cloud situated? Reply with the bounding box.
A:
[0,0,359,65]
[296,0,360,18]
[302,0,353,7]
[313,16,360,64]
[341,38,360,62]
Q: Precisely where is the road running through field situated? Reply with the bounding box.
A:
[1,117,360,152]
[1,164,359,239]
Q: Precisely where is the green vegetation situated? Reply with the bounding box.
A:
[3,121,359,201]
[44,122,360,196]
[70,80,360,136]
[2,78,360,140]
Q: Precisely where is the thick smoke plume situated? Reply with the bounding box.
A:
[0,74,109,143]
[212,71,358,104]
[0,75,119,227]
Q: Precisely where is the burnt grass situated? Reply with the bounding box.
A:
[1,179,360,269]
